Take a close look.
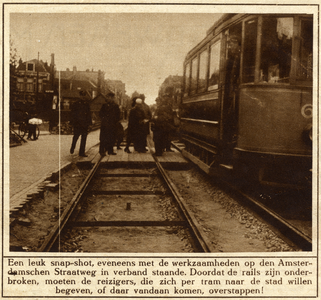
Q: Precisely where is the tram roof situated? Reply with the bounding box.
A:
[185,13,242,60]
[184,12,312,61]
[206,13,238,36]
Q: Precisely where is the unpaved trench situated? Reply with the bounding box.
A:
[10,162,294,253]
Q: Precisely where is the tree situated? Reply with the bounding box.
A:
[10,36,19,67]
[10,36,19,109]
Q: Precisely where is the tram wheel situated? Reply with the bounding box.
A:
[18,123,28,138]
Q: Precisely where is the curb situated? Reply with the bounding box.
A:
[9,161,72,224]
[9,142,100,225]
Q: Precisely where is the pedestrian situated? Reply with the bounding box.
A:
[151,96,175,156]
[27,123,38,141]
[115,121,124,150]
[163,95,176,152]
[27,105,38,141]
[70,98,92,157]
[124,98,136,153]
[48,111,56,134]
[125,97,146,153]
[140,94,152,151]
[99,91,121,156]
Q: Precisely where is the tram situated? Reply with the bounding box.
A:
[180,14,313,186]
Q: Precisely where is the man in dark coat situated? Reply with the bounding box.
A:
[162,94,175,152]
[99,92,121,156]
[151,96,175,156]
[70,98,92,157]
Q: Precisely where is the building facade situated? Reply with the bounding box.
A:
[13,54,55,120]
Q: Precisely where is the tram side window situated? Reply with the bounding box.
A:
[242,19,257,83]
[260,17,293,83]
[184,62,190,97]
[208,41,221,90]
[190,57,198,95]
[298,19,312,79]
[198,49,208,93]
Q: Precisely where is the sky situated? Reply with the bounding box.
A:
[10,12,222,105]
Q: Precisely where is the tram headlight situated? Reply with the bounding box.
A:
[309,127,312,141]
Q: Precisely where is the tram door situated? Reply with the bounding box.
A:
[222,24,242,149]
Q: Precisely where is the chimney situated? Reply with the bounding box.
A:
[50,53,55,86]
[73,66,77,75]
[50,53,55,68]
[97,70,101,95]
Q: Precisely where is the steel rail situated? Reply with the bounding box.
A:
[153,157,211,253]
[40,144,210,252]
[38,156,103,252]
[225,183,312,251]
[172,141,312,251]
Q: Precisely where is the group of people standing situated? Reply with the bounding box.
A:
[69,91,121,157]
[69,91,177,157]
[125,93,177,156]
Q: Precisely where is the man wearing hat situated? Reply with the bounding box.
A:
[151,96,175,156]
[70,98,92,157]
[99,91,121,156]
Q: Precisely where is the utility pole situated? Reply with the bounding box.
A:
[36,52,39,110]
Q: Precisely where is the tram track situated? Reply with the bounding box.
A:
[38,157,103,252]
[222,183,312,251]
[11,140,311,253]
[39,152,211,253]
[172,141,312,251]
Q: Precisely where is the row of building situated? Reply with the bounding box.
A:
[10,53,184,126]
[10,53,130,125]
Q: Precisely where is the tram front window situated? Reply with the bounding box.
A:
[260,17,293,83]
[243,19,257,83]
[298,19,313,80]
